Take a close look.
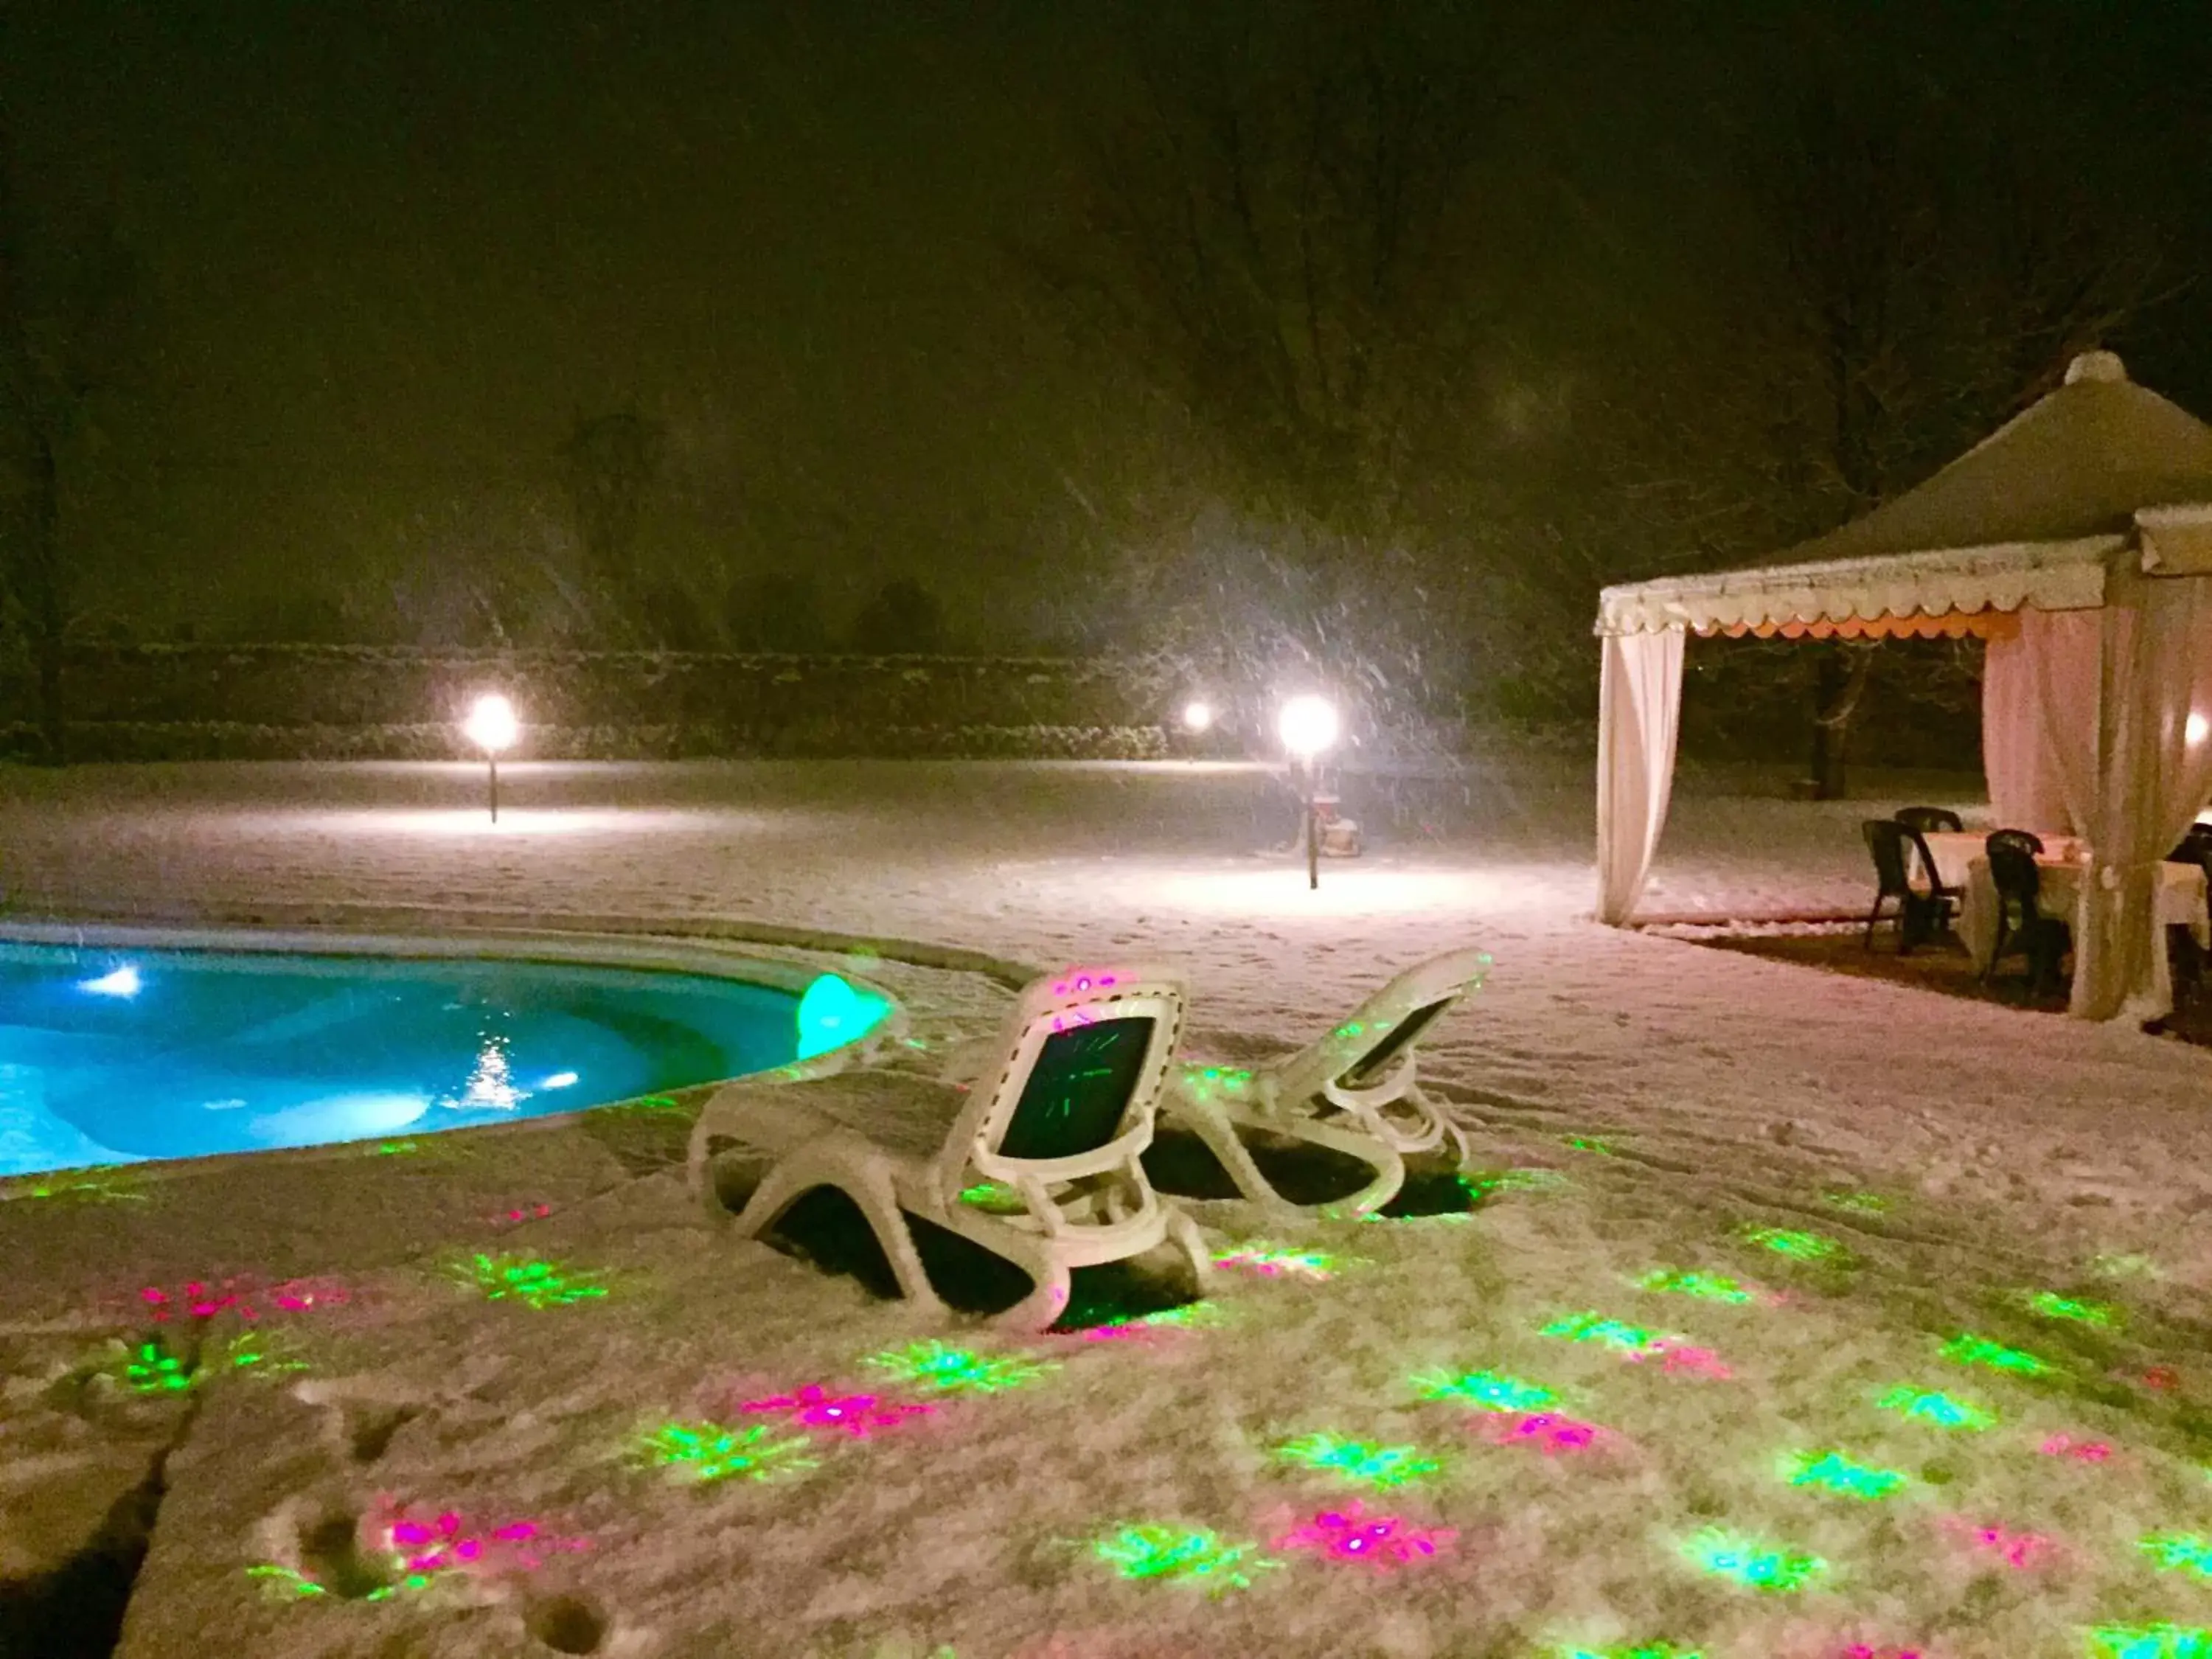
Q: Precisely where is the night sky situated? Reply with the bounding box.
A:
[5,1,2210,654]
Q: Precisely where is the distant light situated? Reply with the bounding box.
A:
[80,964,142,998]
[541,1071,580,1090]
[1182,700,1214,734]
[464,693,519,754]
[2189,712,2208,747]
[1279,695,1339,759]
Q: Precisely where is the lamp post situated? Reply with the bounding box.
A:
[1278,694,1339,891]
[463,693,518,823]
[1181,698,1212,763]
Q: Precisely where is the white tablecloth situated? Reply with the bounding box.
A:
[1914,831,2086,891]
[1960,855,2209,1004]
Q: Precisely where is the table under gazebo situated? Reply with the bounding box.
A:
[1594,351,2212,1023]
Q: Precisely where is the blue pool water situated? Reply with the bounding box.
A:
[0,942,891,1178]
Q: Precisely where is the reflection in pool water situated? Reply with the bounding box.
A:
[0,943,891,1178]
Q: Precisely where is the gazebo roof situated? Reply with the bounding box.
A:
[1597,353,2212,638]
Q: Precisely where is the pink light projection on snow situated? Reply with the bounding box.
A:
[1630,1340,1733,1380]
[372,1501,590,1580]
[736,1383,936,1439]
[1486,1412,1605,1455]
[490,1202,554,1226]
[139,1276,349,1323]
[1940,1515,2058,1570]
[1843,1646,1927,1658]
[1049,973,1121,997]
[1273,1503,1454,1570]
[2039,1433,2115,1463]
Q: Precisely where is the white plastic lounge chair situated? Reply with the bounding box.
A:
[689,964,1208,1330]
[1160,947,1492,1217]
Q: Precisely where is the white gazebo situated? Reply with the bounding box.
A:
[1594,351,2212,1022]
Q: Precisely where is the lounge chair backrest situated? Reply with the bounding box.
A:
[940,964,1186,1197]
[1265,947,1491,1112]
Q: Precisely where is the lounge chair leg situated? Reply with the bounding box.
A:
[730,1138,947,1318]
[1169,1097,1300,1214]
[1863,898,1885,950]
[991,1248,1074,1334]
[1163,1207,1212,1297]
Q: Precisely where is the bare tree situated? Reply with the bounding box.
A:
[1561,74,2167,793]
[1018,4,1530,708]
[558,408,664,639]
[0,100,135,764]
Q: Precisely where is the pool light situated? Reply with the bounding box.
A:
[1182,699,1213,734]
[795,973,891,1061]
[79,964,142,998]
[462,692,518,821]
[540,1071,580,1090]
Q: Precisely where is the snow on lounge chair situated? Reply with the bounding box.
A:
[688,964,1208,1331]
[1161,947,1492,1217]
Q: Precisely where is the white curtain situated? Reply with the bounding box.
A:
[1982,611,2101,832]
[2073,569,2212,1021]
[1596,627,1686,925]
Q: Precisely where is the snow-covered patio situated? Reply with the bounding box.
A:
[6,759,2212,1659]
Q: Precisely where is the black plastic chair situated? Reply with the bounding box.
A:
[1895,805,1965,835]
[1984,830,2068,994]
[1862,819,1958,954]
[2164,824,2212,995]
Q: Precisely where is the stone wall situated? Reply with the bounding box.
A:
[0,644,1178,762]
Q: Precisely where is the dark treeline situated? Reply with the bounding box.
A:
[0,1,2205,769]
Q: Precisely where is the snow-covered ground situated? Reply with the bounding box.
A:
[4,758,2211,1659]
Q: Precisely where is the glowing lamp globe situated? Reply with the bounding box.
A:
[465,695,519,754]
[1182,700,1214,734]
[2189,711,2208,747]
[1279,695,1339,759]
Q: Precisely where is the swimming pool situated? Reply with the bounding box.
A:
[0,933,894,1178]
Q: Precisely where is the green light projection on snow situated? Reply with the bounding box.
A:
[1940,1332,2053,1377]
[1739,1225,1841,1262]
[1274,1433,1442,1489]
[862,1340,1056,1394]
[1781,1449,1908,1500]
[640,1422,817,1484]
[1875,1385,1994,1430]
[2022,1290,2117,1327]
[2140,1534,2212,1577]
[2087,1624,2212,1658]
[1414,1368,1559,1413]
[1681,1528,1826,1592]
[456,1253,607,1308]
[1636,1267,1761,1304]
[1540,1311,1665,1356]
[1091,1523,1276,1593]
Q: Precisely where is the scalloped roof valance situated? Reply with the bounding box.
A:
[1595,352,2212,639]
[1596,536,2119,639]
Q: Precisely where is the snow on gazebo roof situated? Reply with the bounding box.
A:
[1597,352,2212,638]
